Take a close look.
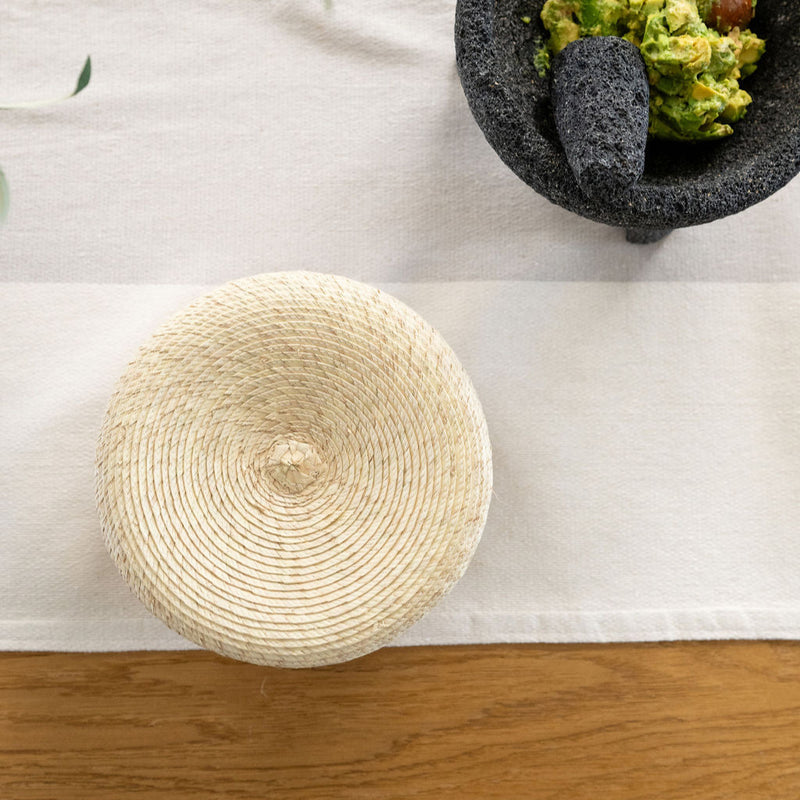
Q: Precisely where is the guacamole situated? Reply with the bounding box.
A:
[537,0,766,141]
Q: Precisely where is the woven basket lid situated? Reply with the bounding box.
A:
[96,272,492,668]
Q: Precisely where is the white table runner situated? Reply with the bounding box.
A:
[3,0,800,651]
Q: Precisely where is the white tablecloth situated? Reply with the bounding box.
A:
[3,0,800,651]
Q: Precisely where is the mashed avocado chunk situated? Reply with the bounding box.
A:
[538,0,765,141]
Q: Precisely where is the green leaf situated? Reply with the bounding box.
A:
[0,56,92,109]
[73,56,92,97]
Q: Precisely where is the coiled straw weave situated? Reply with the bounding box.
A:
[96,272,492,668]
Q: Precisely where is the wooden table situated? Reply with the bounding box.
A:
[2,643,800,799]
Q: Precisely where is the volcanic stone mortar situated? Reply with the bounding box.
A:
[455,0,800,238]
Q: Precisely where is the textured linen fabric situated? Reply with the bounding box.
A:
[2,0,800,651]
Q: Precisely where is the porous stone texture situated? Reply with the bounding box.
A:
[552,36,649,201]
[454,0,800,235]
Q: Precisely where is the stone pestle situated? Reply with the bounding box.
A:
[551,36,670,243]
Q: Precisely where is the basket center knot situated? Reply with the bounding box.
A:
[265,438,325,494]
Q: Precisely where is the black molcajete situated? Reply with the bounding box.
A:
[454,0,800,242]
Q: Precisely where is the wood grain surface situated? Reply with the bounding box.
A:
[2,643,800,799]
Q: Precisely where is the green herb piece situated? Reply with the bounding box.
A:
[0,56,91,110]
[534,45,551,75]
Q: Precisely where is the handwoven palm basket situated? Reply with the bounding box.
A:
[96,272,493,668]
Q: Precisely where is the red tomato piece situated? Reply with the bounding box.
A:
[706,0,755,32]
